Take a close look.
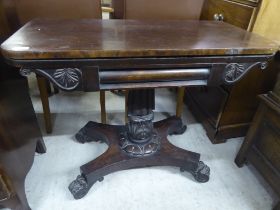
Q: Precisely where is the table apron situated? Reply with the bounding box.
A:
[16,55,273,92]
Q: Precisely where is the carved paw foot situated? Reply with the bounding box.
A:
[191,161,210,183]
[69,175,90,199]
[171,124,187,135]
[69,175,105,199]
[168,118,187,135]
[75,128,93,143]
[75,123,108,144]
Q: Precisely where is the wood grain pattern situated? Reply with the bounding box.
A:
[1,19,278,60]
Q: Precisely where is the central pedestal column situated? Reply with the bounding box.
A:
[120,112,160,156]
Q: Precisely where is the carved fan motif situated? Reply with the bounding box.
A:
[224,62,269,84]
[224,63,245,83]
[53,68,80,88]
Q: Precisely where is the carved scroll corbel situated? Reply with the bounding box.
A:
[20,68,82,91]
[224,61,268,84]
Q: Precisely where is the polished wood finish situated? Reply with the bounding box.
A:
[1,19,277,200]
[71,116,201,199]
[1,19,277,60]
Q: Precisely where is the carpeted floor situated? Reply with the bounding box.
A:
[11,75,277,210]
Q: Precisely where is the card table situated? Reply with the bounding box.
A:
[1,19,278,200]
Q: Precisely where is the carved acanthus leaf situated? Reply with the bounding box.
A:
[36,68,82,91]
[53,68,80,88]
[224,62,268,84]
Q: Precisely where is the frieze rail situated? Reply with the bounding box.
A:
[19,60,270,91]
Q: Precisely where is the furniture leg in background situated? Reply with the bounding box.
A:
[100,90,106,124]
[36,75,52,134]
[36,76,108,133]
[176,87,185,117]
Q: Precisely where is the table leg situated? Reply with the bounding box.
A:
[36,76,52,134]
[69,89,209,199]
[176,87,185,117]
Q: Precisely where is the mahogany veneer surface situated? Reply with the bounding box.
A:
[1,19,278,60]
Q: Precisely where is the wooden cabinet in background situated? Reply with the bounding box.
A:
[235,71,280,209]
[200,0,259,30]
[185,0,279,144]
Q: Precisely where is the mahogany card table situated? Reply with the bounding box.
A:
[1,19,278,200]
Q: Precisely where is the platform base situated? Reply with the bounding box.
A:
[69,117,210,199]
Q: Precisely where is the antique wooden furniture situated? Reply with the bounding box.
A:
[1,19,278,200]
[1,0,105,133]
[235,53,280,210]
[185,0,279,143]
[0,55,46,210]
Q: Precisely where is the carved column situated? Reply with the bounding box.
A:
[120,89,160,156]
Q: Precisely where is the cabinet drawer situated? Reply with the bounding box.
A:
[200,0,255,29]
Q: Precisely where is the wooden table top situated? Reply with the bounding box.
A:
[1,19,278,60]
